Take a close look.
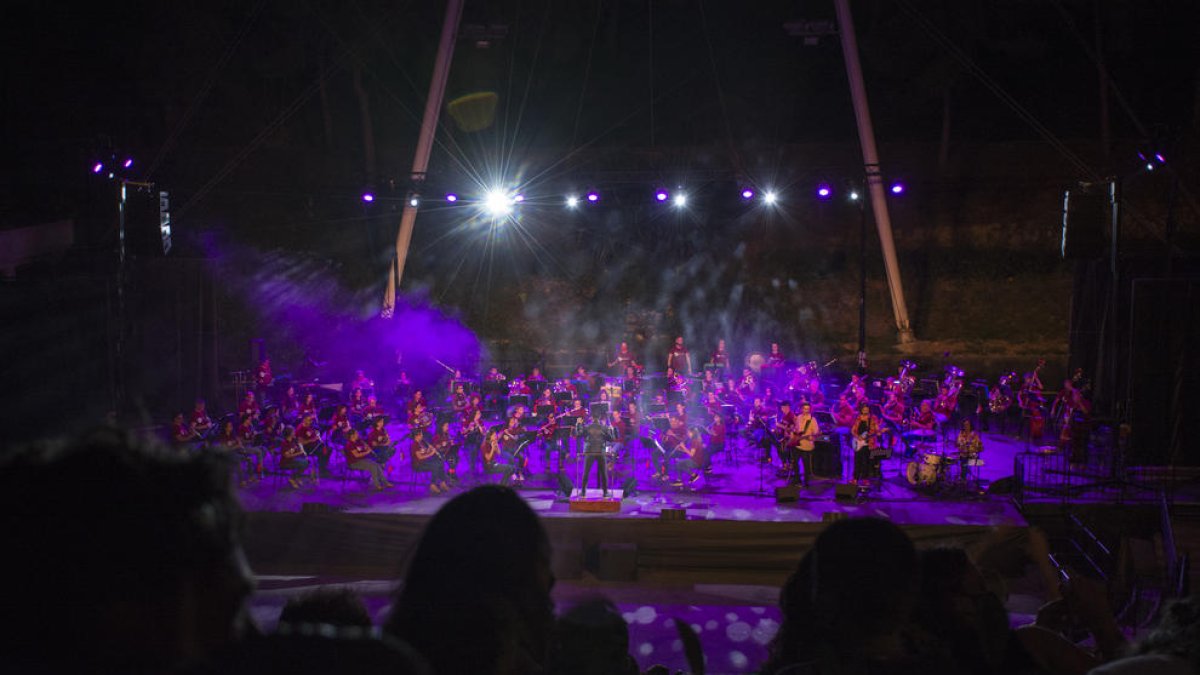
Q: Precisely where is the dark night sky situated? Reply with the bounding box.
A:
[2,0,1196,231]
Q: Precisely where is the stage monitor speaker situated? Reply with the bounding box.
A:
[775,485,799,503]
[986,475,1017,495]
[621,475,638,498]
[834,483,858,502]
[1061,185,1110,259]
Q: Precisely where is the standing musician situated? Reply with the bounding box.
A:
[773,400,797,468]
[480,428,515,485]
[484,366,507,383]
[766,342,786,372]
[410,429,451,494]
[461,408,487,472]
[791,402,820,486]
[955,419,983,482]
[189,400,214,438]
[432,421,459,480]
[622,365,642,400]
[578,417,617,497]
[608,341,639,375]
[367,416,395,465]
[710,339,731,375]
[344,428,391,490]
[666,336,692,375]
[255,357,273,397]
[277,426,310,488]
[349,369,373,397]
[700,369,719,396]
[851,404,882,485]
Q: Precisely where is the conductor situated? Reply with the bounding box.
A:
[579,418,616,498]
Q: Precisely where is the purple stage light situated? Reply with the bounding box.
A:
[91,162,103,174]
[890,182,905,195]
[655,190,669,202]
[361,192,375,203]
[445,193,458,203]
[586,191,599,203]
[1155,152,1166,164]
[740,188,754,200]
[816,184,832,199]
[122,158,133,169]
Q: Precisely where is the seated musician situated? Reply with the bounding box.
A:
[293,392,316,422]
[213,419,240,453]
[805,378,825,408]
[367,415,395,465]
[881,389,906,426]
[527,366,547,383]
[329,404,352,446]
[955,419,983,481]
[846,375,867,406]
[394,369,413,398]
[609,410,627,456]
[280,385,299,417]
[432,421,459,480]
[295,415,331,477]
[484,366,506,382]
[911,400,937,432]
[851,404,882,485]
[189,399,214,438]
[625,402,641,446]
[509,377,531,397]
[536,388,556,410]
[348,388,367,417]
[362,395,386,424]
[236,415,266,479]
[410,429,450,494]
[721,378,744,407]
[791,402,820,486]
[450,384,470,414]
[170,412,200,449]
[653,416,689,481]
[832,394,857,427]
[738,368,758,397]
[405,390,427,419]
[277,426,310,488]
[408,401,432,435]
[480,428,515,485]
[500,416,529,483]
[344,428,392,490]
[672,401,688,426]
[672,428,706,484]
[237,391,260,422]
[578,418,616,498]
[700,369,718,395]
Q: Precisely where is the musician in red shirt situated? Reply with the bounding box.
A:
[171,413,200,449]
[329,404,352,446]
[366,416,395,464]
[653,415,689,481]
[350,369,373,395]
[189,400,214,438]
[255,358,273,396]
[277,426,310,488]
[362,395,386,423]
[706,411,726,466]
[666,336,692,374]
[296,415,331,476]
[236,415,265,479]
[461,408,486,472]
[237,391,260,421]
[527,367,547,384]
[767,343,786,368]
[432,421,459,479]
[608,342,638,375]
[344,428,391,490]
[295,392,317,421]
[348,388,367,416]
[499,417,529,482]
[711,339,730,375]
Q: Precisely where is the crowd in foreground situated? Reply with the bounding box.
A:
[1,426,1196,675]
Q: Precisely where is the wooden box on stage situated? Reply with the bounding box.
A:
[568,498,621,513]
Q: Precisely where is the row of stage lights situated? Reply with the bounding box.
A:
[360,182,908,217]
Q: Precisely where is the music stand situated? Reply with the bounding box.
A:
[666,390,684,406]
[589,401,610,421]
[509,394,531,411]
[535,404,555,419]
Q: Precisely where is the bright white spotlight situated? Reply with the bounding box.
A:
[566,195,579,208]
[483,189,513,216]
[672,193,687,208]
[849,190,860,201]
[764,190,778,205]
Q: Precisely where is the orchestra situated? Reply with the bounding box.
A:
[181,335,1090,505]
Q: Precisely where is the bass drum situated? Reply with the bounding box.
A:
[905,460,939,486]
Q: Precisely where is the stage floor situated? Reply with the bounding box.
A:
[237,428,1030,528]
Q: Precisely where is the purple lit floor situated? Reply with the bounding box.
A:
[238,428,1033,528]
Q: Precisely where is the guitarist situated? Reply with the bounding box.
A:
[432,421,458,480]
[410,429,450,494]
[773,401,797,470]
[851,404,881,485]
[791,402,820,486]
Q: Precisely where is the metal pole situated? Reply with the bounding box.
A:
[858,199,867,369]
[384,0,465,317]
[834,0,915,343]
[116,181,127,415]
